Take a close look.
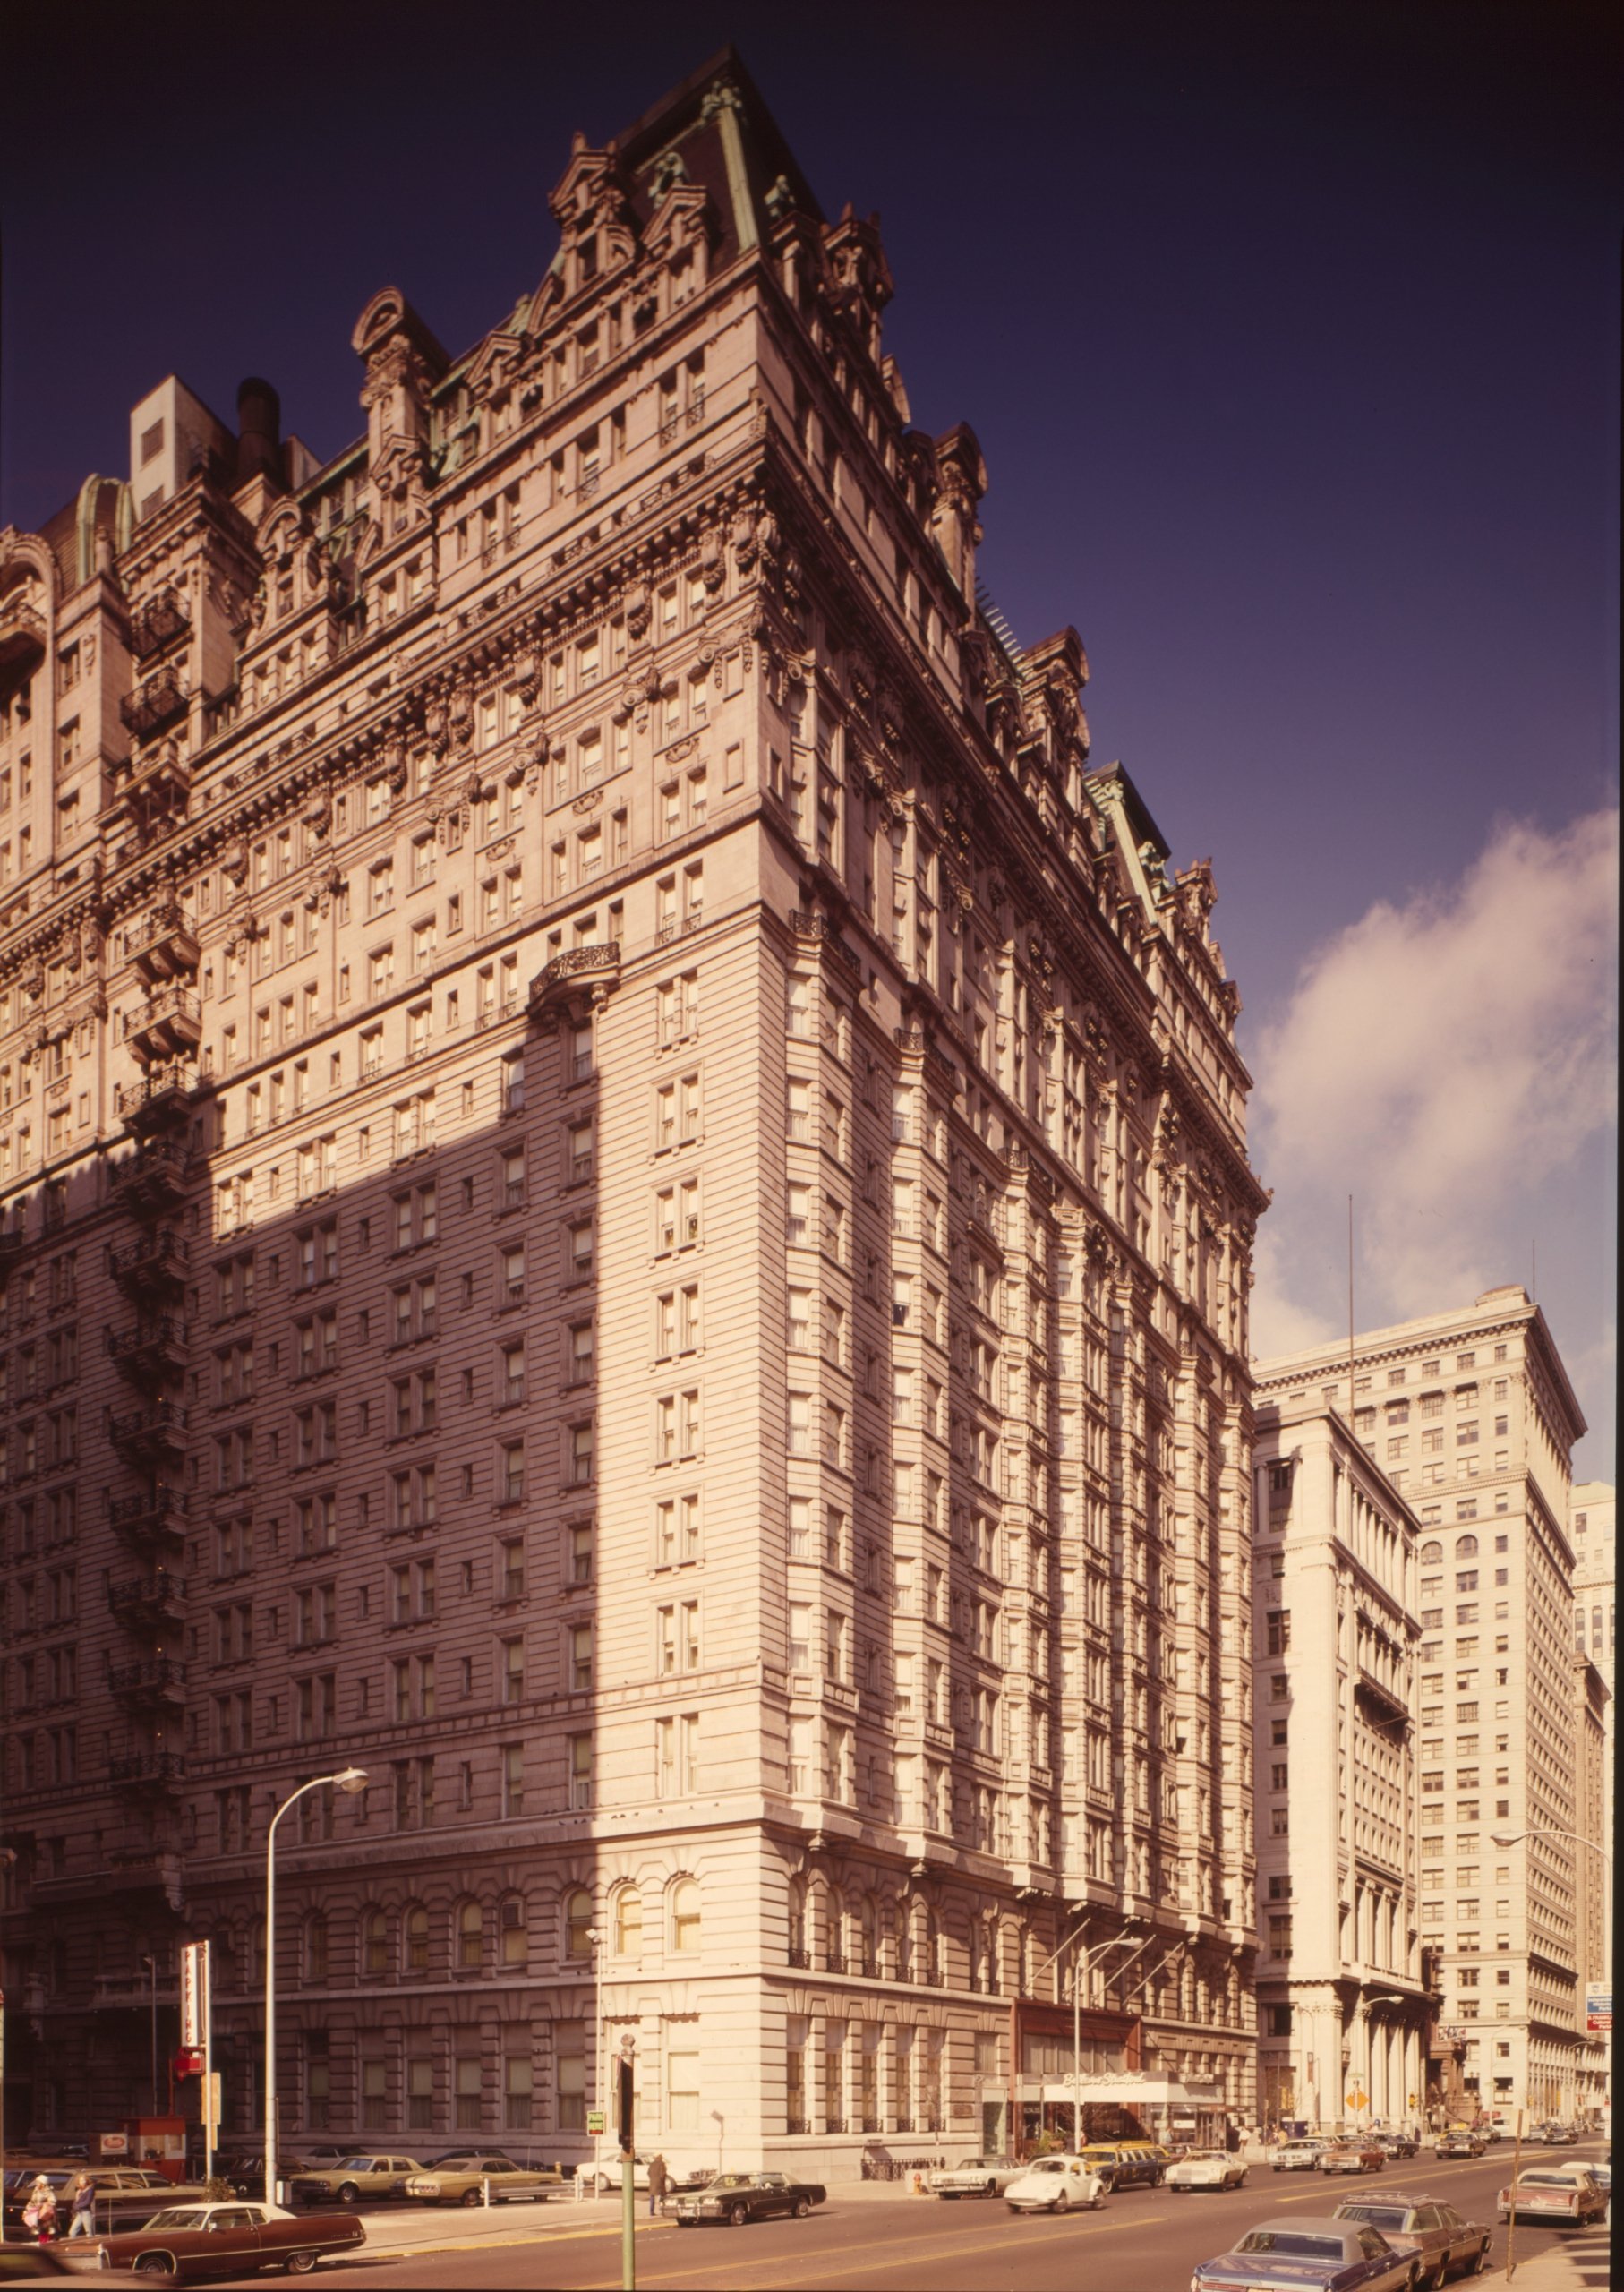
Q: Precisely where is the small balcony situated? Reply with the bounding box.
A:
[107,1316,188,1388]
[0,594,47,676]
[126,592,190,663]
[107,1570,187,1626]
[126,901,200,985]
[108,1227,189,1297]
[119,668,188,741]
[108,1484,188,1553]
[107,1655,187,1709]
[108,1400,189,1465]
[115,1061,203,1136]
[123,987,201,1065]
[110,1137,192,1216]
[528,942,620,1030]
[107,1751,187,1793]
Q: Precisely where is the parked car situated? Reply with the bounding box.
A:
[1497,2164,1607,2227]
[84,2201,365,2281]
[672,2170,826,2227]
[1319,2142,1387,2175]
[577,2154,653,2194]
[1166,2150,1249,2192]
[1079,2143,1162,2190]
[1434,2131,1485,2159]
[286,2155,422,2207]
[1192,2215,1419,2291]
[1275,2140,1332,2172]
[1004,2156,1107,2213]
[1335,2194,1492,2287]
[925,2156,1022,2198]
[402,2154,560,2206]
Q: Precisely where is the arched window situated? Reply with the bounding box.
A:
[1421,1541,1442,1564]
[564,1887,594,1960]
[788,1881,808,1965]
[613,1886,643,1960]
[1456,1533,1479,1558]
[305,1912,329,1983]
[925,1909,942,1986]
[500,1896,527,1969]
[671,1878,701,1954]
[363,1908,388,1979]
[859,1897,878,1976]
[457,1899,483,1971]
[404,1904,429,1973]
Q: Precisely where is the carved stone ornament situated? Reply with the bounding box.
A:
[449,690,474,750]
[514,650,541,705]
[626,582,652,641]
[303,797,332,840]
[699,528,725,593]
[423,697,448,749]
[221,841,250,888]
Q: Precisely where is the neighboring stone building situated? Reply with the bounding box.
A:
[0,52,1266,2170]
[1568,1479,1612,2117]
[1255,1289,1587,2125]
[1569,1651,1610,2118]
[1249,1397,1429,2134]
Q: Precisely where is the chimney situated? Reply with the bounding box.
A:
[235,377,283,491]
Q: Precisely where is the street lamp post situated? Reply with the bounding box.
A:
[586,1927,603,2196]
[1065,1925,1151,2148]
[140,1954,158,2117]
[264,1770,366,2205]
[1492,1830,1611,2125]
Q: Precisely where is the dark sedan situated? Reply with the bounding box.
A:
[1335,2194,1492,2287]
[673,2170,826,2226]
[1192,2216,1418,2291]
[85,2201,365,2280]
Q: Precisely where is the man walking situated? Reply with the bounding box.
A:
[647,2153,668,2218]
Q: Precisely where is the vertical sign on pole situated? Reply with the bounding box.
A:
[619,2035,637,2292]
[181,1942,214,2186]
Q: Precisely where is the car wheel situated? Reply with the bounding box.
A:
[1051,2192,1069,2213]
[460,2188,483,2208]
[337,2184,361,2208]
[728,2202,749,2227]
[286,2256,319,2279]
[794,2197,811,2219]
[135,2258,176,2278]
[1466,2244,1489,2275]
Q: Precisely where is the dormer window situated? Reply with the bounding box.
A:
[578,234,599,284]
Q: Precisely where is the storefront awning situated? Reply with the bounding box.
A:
[1033,2074,1223,2108]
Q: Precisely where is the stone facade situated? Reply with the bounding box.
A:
[1254,1287,1588,2125]
[1250,1397,1430,2134]
[0,53,1264,2170]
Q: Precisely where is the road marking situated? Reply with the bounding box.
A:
[570,2207,1156,2290]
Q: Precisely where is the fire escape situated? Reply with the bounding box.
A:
[105,899,204,1811]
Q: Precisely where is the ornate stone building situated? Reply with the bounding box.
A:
[1255,1288,1589,2125]
[1249,1397,1430,2134]
[0,51,1264,2169]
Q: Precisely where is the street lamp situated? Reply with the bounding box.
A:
[1492,1831,1610,2123]
[264,1769,366,2205]
[140,1953,158,2117]
[586,1927,603,2195]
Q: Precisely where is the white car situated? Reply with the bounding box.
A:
[927,2156,1022,2198]
[1166,2149,1249,2192]
[576,2154,653,2194]
[1272,2140,1330,2172]
[1004,2156,1107,2213]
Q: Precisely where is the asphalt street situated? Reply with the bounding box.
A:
[195,2142,1607,2290]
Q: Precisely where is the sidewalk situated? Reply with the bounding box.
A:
[1480,2222,1611,2287]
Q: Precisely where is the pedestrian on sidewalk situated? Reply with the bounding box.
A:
[66,2175,97,2238]
[647,2154,668,2218]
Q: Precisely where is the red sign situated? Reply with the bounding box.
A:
[172,2048,204,2079]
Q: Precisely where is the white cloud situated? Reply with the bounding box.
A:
[1248,806,1618,1458]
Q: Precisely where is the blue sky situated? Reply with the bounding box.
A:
[4,0,1617,1469]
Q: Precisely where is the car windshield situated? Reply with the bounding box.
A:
[143,2210,213,2230]
[1238,2231,1347,2258]
[1185,2151,1225,2163]
[710,2174,753,2190]
[334,2159,378,2172]
[1340,2205,1406,2227]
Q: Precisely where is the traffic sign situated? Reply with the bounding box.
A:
[586,2109,606,2137]
[1585,1985,1611,2035]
